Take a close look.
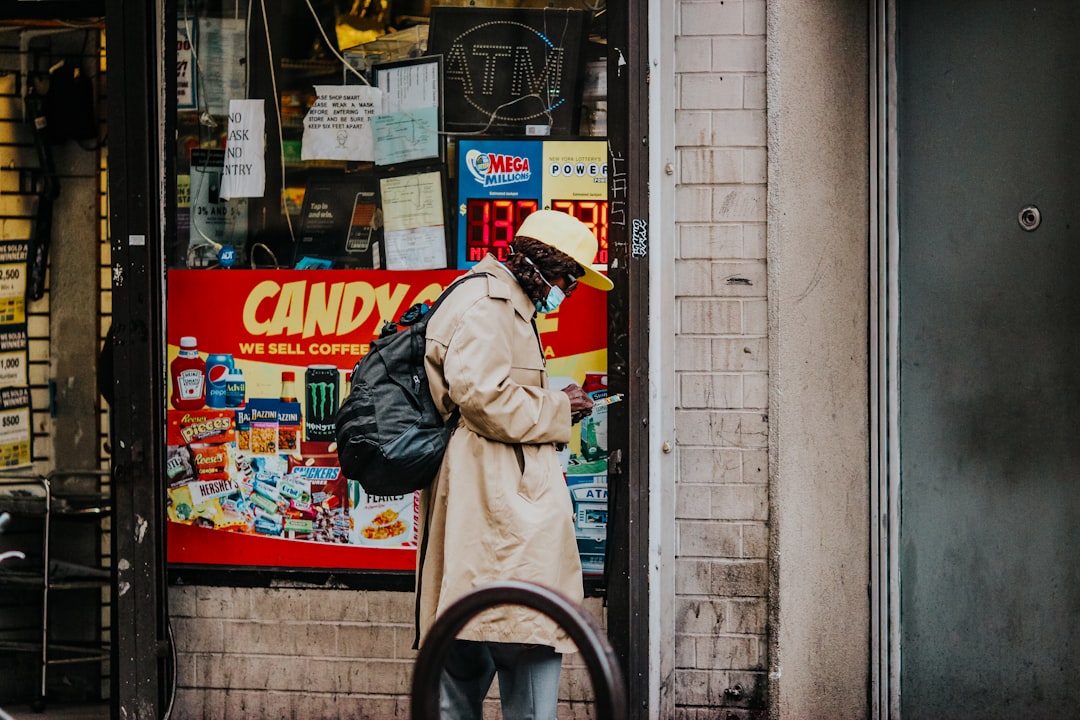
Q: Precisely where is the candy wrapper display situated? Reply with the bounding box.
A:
[166,411,350,544]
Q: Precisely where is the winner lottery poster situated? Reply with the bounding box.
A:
[165,269,610,573]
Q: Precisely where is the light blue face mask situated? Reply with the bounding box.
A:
[522,255,567,314]
[535,284,566,314]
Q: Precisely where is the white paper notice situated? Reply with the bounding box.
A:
[373,107,439,166]
[301,85,382,162]
[196,18,247,116]
[384,226,446,270]
[220,99,266,199]
[379,171,447,270]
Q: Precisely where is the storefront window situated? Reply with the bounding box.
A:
[166,0,612,580]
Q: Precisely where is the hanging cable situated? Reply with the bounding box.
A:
[301,0,370,84]
[259,0,297,246]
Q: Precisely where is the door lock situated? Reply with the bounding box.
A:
[1018,205,1041,231]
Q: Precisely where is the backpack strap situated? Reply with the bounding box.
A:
[417,271,493,328]
[412,272,493,425]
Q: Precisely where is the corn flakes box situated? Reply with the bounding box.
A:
[348,484,418,548]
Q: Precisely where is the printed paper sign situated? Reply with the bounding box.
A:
[220,99,266,199]
[177,20,197,109]
[196,18,247,116]
[0,241,27,325]
[301,85,382,162]
[0,327,28,387]
[379,171,447,270]
[0,385,31,467]
[372,107,439,166]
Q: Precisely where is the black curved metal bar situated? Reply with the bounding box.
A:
[411,580,627,720]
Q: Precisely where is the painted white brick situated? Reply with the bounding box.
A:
[743,147,768,183]
[196,585,250,619]
[675,258,714,296]
[711,559,768,597]
[679,299,742,334]
[337,623,402,659]
[675,635,698,669]
[675,36,714,73]
[744,0,767,34]
[679,223,742,259]
[681,74,743,110]
[680,373,743,409]
[169,586,197,617]
[673,558,713,595]
[676,185,713,222]
[676,483,713,519]
[675,109,713,146]
[743,74,767,109]
[742,523,769,558]
[696,634,764,670]
[742,299,768,334]
[741,449,769,484]
[711,260,767,298]
[679,1,744,36]
[172,616,226,654]
[713,185,767,222]
[675,410,717,446]
[675,410,768,449]
[726,599,767,635]
[713,411,769,449]
[673,0,770,694]
[681,147,742,184]
[711,484,768,521]
[711,109,767,146]
[673,668,728,707]
[247,587,312,622]
[711,38,766,73]
[676,598,727,635]
[678,519,742,557]
[742,223,767,258]
[675,336,714,371]
[309,589,368,622]
[366,591,416,624]
[742,372,768,408]
[712,337,767,372]
[679,447,745,484]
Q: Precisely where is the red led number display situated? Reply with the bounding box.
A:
[465,199,609,265]
[551,200,608,265]
[466,199,539,262]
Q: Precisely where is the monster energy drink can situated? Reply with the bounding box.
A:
[304,364,340,442]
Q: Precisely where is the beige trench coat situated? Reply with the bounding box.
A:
[418,255,583,653]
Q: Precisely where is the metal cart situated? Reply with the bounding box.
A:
[0,469,110,712]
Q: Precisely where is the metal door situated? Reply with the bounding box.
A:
[898,2,1080,718]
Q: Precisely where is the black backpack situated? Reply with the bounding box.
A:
[334,273,488,496]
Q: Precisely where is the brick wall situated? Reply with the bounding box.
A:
[672,0,770,717]
[168,586,604,719]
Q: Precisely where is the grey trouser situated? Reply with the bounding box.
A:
[439,639,563,720]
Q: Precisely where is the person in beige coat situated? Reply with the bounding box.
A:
[420,210,614,720]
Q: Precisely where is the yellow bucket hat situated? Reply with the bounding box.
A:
[515,209,614,291]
